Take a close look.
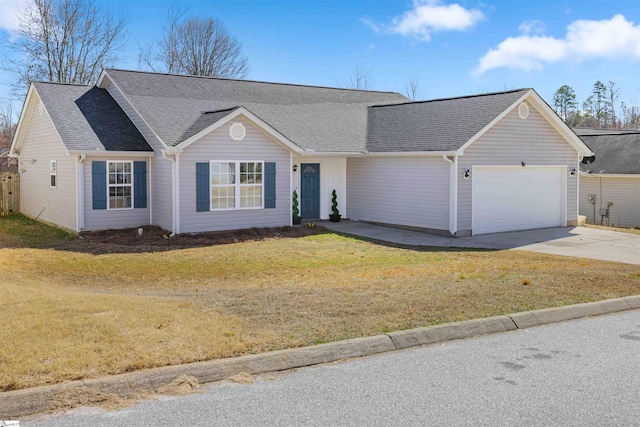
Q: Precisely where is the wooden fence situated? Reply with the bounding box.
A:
[0,172,19,216]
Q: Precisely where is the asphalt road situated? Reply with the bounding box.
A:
[25,310,640,426]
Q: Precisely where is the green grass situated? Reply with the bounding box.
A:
[0,214,74,247]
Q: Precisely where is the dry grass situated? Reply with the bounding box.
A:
[1,216,639,392]
[583,224,640,235]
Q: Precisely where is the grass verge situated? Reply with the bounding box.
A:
[1,215,639,391]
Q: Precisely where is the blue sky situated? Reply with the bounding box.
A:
[1,0,639,113]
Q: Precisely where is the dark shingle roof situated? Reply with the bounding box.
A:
[105,69,409,152]
[366,89,530,152]
[578,132,640,174]
[34,82,151,152]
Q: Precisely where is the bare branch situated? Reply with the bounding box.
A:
[3,0,127,95]
[141,10,249,79]
[404,75,422,101]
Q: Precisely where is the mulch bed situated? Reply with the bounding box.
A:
[51,224,327,254]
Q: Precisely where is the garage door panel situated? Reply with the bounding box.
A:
[472,167,564,235]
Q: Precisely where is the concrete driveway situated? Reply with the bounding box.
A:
[322,221,640,265]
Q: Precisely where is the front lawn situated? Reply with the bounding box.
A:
[1,215,639,391]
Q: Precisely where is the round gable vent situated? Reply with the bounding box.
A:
[229,122,246,141]
[518,102,530,120]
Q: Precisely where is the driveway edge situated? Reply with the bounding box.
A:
[2,295,639,418]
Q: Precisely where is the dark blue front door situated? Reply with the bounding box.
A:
[300,163,320,219]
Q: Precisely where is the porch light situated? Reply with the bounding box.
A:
[570,168,576,176]
[293,164,298,172]
[521,161,526,167]
[463,169,470,179]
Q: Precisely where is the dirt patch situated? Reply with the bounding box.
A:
[49,386,131,411]
[157,375,201,395]
[227,372,255,384]
[55,225,326,254]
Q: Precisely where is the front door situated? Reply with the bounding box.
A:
[300,163,320,219]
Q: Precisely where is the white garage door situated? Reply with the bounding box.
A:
[472,166,564,235]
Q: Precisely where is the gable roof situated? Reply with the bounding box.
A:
[366,89,530,153]
[578,131,640,174]
[31,82,152,153]
[102,68,409,152]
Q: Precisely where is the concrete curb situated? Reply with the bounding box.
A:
[2,295,639,418]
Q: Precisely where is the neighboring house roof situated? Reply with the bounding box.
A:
[33,82,153,152]
[102,68,409,152]
[366,89,530,152]
[32,82,152,153]
[577,131,640,174]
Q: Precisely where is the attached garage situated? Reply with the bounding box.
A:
[472,166,566,235]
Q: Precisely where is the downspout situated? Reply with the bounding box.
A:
[162,151,177,236]
[175,153,180,234]
[442,154,458,236]
[148,155,153,226]
[76,154,86,233]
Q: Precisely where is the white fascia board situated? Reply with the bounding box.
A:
[68,150,156,158]
[456,89,594,157]
[9,85,38,156]
[294,151,363,158]
[526,90,594,157]
[174,107,304,154]
[360,151,457,158]
[96,69,111,88]
[101,70,169,150]
[11,85,69,158]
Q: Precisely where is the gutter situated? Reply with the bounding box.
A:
[442,155,458,236]
[162,149,182,236]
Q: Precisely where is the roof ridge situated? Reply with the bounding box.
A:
[370,88,531,108]
[33,81,92,88]
[105,68,404,96]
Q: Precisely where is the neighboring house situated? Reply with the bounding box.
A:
[575,129,640,228]
[10,69,593,236]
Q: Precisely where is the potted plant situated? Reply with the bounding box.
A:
[292,190,302,225]
[329,189,341,222]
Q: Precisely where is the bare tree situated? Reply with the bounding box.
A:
[335,63,374,90]
[606,81,620,129]
[0,101,18,171]
[141,10,249,78]
[404,75,422,101]
[4,0,127,94]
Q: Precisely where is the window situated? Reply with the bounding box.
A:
[108,161,133,209]
[210,161,263,210]
[49,160,57,188]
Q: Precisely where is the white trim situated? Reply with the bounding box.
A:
[456,90,594,157]
[209,160,265,211]
[106,160,134,210]
[9,84,37,156]
[67,150,155,158]
[100,70,169,149]
[148,155,153,226]
[361,151,458,158]
[76,154,86,232]
[175,107,303,154]
[175,153,180,234]
[442,155,457,236]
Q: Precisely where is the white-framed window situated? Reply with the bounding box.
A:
[210,161,263,210]
[107,161,133,209]
[49,160,57,188]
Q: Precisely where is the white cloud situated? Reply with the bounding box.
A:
[518,20,545,35]
[0,0,29,32]
[477,14,640,74]
[368,0,485,41]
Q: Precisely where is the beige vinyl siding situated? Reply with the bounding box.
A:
[82,156,151,231]
[347,157,450,231]
[458,104,579,234]
[579,175,640,228]
[17,96,77,231]
[292,156,346,219]
[179,117,291,233]
[106,82,172,230]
